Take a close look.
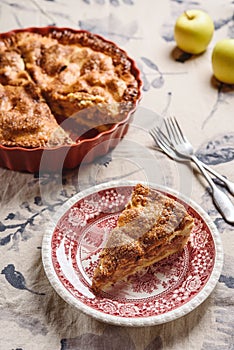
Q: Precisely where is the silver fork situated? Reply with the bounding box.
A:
[150,126,234,196]
[153,117,234,224]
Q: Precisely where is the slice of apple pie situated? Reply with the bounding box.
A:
[92,183,194,293]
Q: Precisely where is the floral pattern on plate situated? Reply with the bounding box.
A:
[43,182,223,326]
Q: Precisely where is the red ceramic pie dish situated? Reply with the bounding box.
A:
[0,26,142,173]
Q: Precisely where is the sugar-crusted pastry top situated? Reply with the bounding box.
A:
[0,83,72,147]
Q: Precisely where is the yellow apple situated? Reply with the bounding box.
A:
[174,9,214,54]
[212,39,234,84]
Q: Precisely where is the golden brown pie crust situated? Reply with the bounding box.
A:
[0,83,72,147]
[92,184,194,293]
[0,28,141,147]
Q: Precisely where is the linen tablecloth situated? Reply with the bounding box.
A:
[0,1,234,349]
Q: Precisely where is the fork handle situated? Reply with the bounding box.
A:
[191,155,234,224]
[212,187,234,224]
[201,162,234,196]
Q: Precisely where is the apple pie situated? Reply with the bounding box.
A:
[0,28,141,147]
[92,184,194,293]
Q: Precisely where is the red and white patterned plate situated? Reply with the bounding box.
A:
[42,181,223,326]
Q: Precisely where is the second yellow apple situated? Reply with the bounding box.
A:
[212,39,234,84]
